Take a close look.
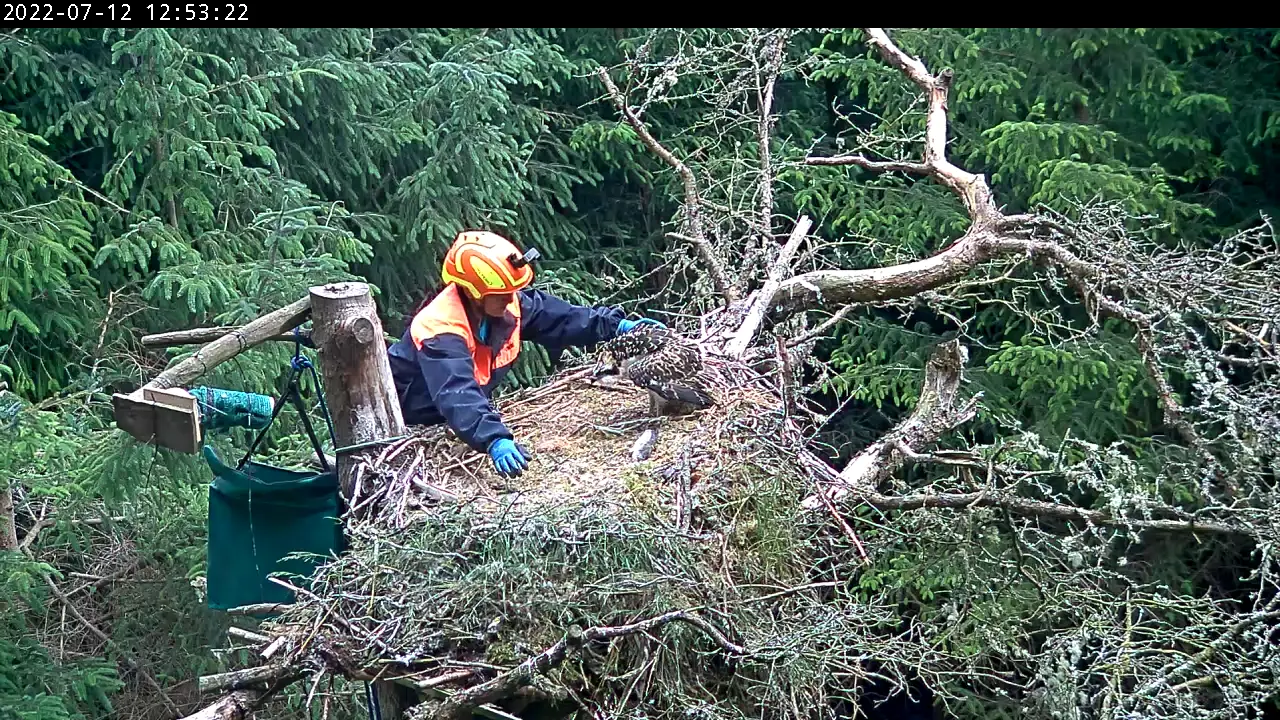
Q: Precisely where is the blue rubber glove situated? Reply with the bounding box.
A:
[618,318,666,334]
[487,438,529,478]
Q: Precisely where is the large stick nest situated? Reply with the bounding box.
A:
[260,357,867,718]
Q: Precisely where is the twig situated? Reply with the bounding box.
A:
[226,603,292,616]
[803,154,931,175]
[431,610,743,719]
[815,480,869,564]
[598,65,736,303]
[37,564,179,715]
[663,233,737,303]
[787,303,861,348]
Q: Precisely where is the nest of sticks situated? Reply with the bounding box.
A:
[252,357,870,719]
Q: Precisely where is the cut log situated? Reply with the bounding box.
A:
[180,690,263,720]
[308,282,406,496]
[308,282,407,717]
[143,326,308,348]
[149,296,313,391]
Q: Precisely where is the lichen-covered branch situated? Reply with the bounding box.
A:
[740,29,790,296]
[859,489,1249,537]
[198,664,298,694]
[598,66,737,304]
[430,611,743,720]
[802,339,975,509]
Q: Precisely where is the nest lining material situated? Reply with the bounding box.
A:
[260,359,850,717]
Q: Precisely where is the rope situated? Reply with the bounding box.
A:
[235,325,338,473]
[291,327,339,452]
[364,680,382,720]
[189,386,274,432]
[333,435,409,456]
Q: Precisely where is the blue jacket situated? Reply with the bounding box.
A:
[388,286,625,451]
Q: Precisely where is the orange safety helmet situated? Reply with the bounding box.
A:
[440,230,539,301]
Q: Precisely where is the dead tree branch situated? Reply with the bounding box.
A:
[179,690,265,720]
[430,611,743,720]
[858,489,1249,537]
[599,66,737,303]
[723,215,813,357]
[803,339,976,507]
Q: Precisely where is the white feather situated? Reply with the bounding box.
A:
[630,427,659,462]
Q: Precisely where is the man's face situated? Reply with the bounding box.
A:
[481,293,512,317]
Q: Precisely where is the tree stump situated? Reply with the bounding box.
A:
[309,281,409,719]
[308,282,406,496]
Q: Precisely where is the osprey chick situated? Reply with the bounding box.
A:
[592,325,715,417]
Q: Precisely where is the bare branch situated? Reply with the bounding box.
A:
[598,66,737,303]
[770,230,1000,317]
[142,326,309,348]
[863,28,997,222]
[146,295,312,390]
[431,610,743,720]
[802,29,999,227]
[803,154,931,175]
[858,489,1249,537]
[179,690,265,720]
[723,215,813,357]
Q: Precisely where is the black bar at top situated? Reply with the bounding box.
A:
[0,2,324,26]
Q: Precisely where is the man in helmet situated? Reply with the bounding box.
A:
[388,230,664,479]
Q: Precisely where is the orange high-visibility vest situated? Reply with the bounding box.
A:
[409,284,522,387]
